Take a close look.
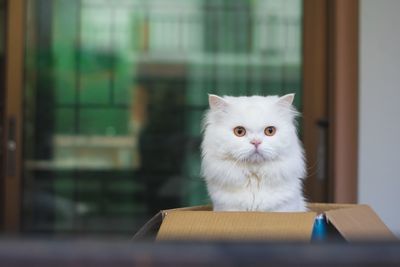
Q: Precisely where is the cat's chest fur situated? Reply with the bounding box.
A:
[209,163,302,212]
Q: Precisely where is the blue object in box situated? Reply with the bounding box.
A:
[311,214,346,242]
[311,214,328,241]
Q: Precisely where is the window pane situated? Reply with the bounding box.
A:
[23,0,303,237]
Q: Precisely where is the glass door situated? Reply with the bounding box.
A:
[22,0,303,237]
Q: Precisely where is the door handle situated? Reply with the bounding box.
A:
[6,117,17,178]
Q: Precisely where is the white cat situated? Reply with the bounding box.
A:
[201,94,307,212]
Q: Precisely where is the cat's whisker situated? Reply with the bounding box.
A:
[302,161,320,179]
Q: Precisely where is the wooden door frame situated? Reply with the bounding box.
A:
[3,0,25,232]
[302,0,329,203]
[328,0,359,203]
[303,0,359,203]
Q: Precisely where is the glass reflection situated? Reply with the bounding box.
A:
[23,0,302,236]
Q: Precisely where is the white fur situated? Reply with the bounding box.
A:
[201,94,307,212]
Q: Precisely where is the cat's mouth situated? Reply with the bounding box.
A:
[226,150,267,163]
[248,150,266,162]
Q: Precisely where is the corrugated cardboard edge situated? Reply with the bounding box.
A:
[162,205,212,214]
[325,205,398,241]
[156,211,317,241]
[307,202,357,213]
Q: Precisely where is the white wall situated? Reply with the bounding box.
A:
[359,0,400,236]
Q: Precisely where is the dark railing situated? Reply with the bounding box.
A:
[0,239,399,267]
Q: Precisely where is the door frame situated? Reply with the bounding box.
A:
[327,0,359,203]
[303,0,359,203]
[3,0,25,232]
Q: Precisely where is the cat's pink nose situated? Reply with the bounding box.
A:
[250,139,262,148]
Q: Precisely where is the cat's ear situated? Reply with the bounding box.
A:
[278,93,295,107]
[209,94,228,110]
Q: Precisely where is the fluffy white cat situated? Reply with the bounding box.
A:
[201,94,307,212]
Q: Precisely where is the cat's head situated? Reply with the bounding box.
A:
[202,94,300,163]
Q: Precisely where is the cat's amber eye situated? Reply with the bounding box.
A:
[233,126,246,137]
[264,126,276,136]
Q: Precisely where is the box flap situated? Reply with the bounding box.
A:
[132,212,163,241]
[132,206,212,240]
[325,205,397,241]
[156,211,317,241]
[307,203,357,214]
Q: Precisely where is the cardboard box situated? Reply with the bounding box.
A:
[133,203,397,242]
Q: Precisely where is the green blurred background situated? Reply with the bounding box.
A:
[21,0,302,237]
